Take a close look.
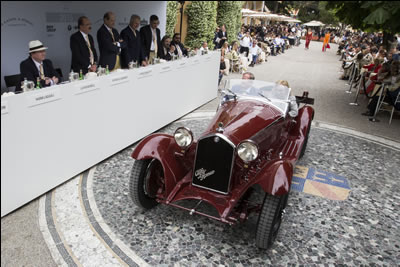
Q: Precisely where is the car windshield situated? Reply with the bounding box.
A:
[223,79,291,114]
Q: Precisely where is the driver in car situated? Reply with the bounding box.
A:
[231,72,259,95]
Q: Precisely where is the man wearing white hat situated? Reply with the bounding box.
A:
[18,40,60,92]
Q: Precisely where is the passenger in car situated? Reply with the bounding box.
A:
[276,80,299,117]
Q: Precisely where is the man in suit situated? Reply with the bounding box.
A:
[120,14,147,68]
[140,15,161,63]
[217,24,228,49]
[17,40,60,92]
[97,11,126,71]
[70,16,98,74]
[171,33,188,58]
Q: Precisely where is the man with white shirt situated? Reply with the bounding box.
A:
[97,12,126,71]
[240,31,251,56]
[140,15,161,63]
[249,40,262,67]
[18,40,60,92]
[70,16,98,74]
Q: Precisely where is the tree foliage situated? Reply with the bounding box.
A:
[185,1,217,49]
[166,1,179,37]
[325,1,400,33]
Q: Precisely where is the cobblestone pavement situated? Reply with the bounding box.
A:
[2,40,399,266]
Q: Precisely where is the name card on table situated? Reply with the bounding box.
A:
[27,88,61,107]
[110,75,130,87]
[74,81,100,95]
[159,65,172,74]
[137,68,153,79]
[190,58,200,66]
[204,55,212,62]
[176,60,187,69]
[1,101,8,115]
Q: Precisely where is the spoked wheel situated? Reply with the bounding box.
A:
[255,193,288,249]
[129,159,164,209]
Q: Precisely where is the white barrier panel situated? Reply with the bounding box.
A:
[1,52,219,216]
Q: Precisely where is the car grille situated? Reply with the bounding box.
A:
[192,134,235,194]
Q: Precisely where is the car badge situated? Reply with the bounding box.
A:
[214,136,220,143]
[195,168,215,181]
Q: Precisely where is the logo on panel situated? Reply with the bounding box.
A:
[292,166,351,201]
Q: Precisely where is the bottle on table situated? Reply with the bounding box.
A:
[79,69,83,80]
[106,65,110,75]
[36,77,41,89]
[23,78,28,92]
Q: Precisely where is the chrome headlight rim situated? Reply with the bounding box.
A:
[237,140,259,163]
[174,127,194,149]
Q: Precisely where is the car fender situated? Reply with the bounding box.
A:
[131,134,187,195]
[253,160,294,195]
[290,105,314,138]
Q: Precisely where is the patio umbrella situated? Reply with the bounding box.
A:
[303,20,325,27]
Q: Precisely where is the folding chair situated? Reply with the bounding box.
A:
[370,81,391,122]
[389,91,400,124]
[346,63,359,94]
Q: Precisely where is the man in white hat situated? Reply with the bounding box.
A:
[18,40,60,92]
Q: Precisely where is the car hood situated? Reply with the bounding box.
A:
[202,99,283,145]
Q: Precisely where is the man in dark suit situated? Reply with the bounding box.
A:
[140,15,161,63]
[17,40,60,92]
[70,16,98,74]
[97,11,126,71]
[120,14,147,68]
[217,24,228,49]
[171,33,188,58]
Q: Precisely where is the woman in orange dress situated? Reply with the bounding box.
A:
[305,29,312,49]
[322,31,331,52]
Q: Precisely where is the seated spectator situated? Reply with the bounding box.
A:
[199,41,209,53]
[171,33,188,58]
[18,40,61,92]
[158,35,174,61]
[362,52,399,117]
[249,40,261,67]
[276,80,298,117]
[221,42,229,58]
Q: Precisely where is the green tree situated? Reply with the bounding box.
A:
[326,1,400,49]
[185,1,218,49]
[166,1,179,37]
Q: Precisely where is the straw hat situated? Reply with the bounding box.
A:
[29,40,48,53]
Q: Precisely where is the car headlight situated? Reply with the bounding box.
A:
[174,127,193,148]
[237,141,258,162]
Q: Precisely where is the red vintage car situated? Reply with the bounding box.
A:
[129,79,314,249]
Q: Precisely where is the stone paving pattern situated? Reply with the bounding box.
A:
[92,116,400,266]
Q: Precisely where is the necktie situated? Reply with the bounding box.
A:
[152,29,158,54]
[109,29,115,42]
[39,63,45,80]
[85,35,94,65]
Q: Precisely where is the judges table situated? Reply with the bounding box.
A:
[1,52,219,216]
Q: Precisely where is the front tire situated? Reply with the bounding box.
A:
[255,193,288,249]
[129,159,163,209]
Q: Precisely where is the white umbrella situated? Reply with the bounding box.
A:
[241,9,258,15]
[303,20,325,27]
